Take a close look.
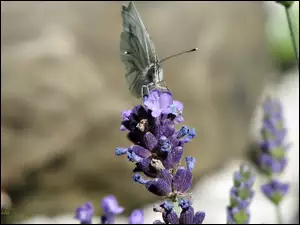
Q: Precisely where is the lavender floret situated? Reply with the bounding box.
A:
[261,180,289,205]
[100,195,124,224]
[75,202,94,224]
[128,209,144,224]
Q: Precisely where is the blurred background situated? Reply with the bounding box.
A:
[1,1,299,224]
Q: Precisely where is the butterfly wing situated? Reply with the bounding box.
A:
[120,1,160,98]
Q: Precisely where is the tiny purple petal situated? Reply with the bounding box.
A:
[179,200,194,225]
[130,145,152,158]
[145,178,171,197]
[174,115,184,124]
[115,147,128,156]
[183,128,196,143]
[120,124,128,131]
[159,92,174,112]
[193,211,206,224]
[161,151,175,169]
[173,100,183,112]
[163,210,179,224]
[153,220,165,224]
[120,110,132,131]
[101,195,124,215]
[160,202,179,224]
[122,110,132,120]
[129,209,144,224]
[75,202,94,224]
[144,132,158,152]
[172,146,184,165]
[177,126,189,138]
[159,136,172,152]
[158,169,173,186]
[132,174,148,185]
[186,156,196,172]
[127,151,143,162]
[172,167,193,193]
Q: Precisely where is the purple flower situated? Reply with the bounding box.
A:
[75,202,94,224]
[116,89,202,224]
[133,157,195,197]
[261,180,289,205]
[160,202,180,224]
[179,200,205,224]
[121,105,154,135]
[257,97,289,175]
[258,153,287,175]
[129,209,144,224]
[257,97,290,208]
[116,91,196,174]
[186,156,196,172]
[120,110,132,131]
[227,164,255,224]
[169,100,184,124]
[153,201,205,224]
[143,90,173,118]
[117,111,195,173]
[101,195,124,224]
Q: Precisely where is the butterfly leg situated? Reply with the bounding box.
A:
[141,85,150,99]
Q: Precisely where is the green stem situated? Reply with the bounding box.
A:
[275,205,283,224]
[172,198,181,217]
[284,6,299,69]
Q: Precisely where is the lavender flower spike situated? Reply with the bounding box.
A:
[75,202,94,224]
[256,96,289,176]
[227,164,255,224]
[101,195,124,224]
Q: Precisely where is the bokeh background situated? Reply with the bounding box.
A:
[1,1,299,223]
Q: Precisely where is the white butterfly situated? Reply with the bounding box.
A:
[120,1,197,98]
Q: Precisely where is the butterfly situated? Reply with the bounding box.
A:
[120,1,197,99]
[120,1,166,98]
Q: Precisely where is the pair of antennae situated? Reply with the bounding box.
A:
[124,47,198,63]
[159,48,198,64]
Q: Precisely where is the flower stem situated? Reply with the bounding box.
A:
[276,205,283,224]
[284,6,299,69]
[172,198,181,217]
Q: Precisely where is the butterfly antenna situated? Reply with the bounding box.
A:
[159,48,198,64]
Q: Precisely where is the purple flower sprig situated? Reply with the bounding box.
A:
[153,200,205,224]
[257,96,290,224]
[256,97,290,176]
[74,195,143,224]
[227,164,256,224]
[115,89,205,224]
